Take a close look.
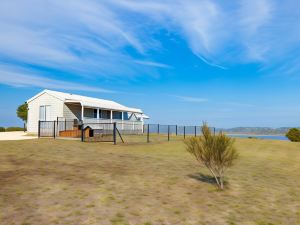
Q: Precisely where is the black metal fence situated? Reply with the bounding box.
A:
[82,122,115,142]
[38,120,118,144]
[38,120,215,144]
[141,124,215,143]
[144,124,204,137]
[38,120,79,138]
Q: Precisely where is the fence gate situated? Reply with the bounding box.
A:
[39,120,81,139]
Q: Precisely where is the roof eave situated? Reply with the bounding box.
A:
[64,100,142,113]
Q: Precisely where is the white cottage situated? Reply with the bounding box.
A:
[26,89,148,134]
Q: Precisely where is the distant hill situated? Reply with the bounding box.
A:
[216,127,299,135]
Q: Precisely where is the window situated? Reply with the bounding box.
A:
[39,106,45,120]
[113,111,122,119]
[101,110,110,119]
[39,105,51,121]
[123,112,129,120]
[93,109,102,118]
[93,109,97,118]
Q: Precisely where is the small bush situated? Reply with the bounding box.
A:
[185,123,238,190]
[0,127,5,132]
[286,128,300,142]
[5,127,25,132]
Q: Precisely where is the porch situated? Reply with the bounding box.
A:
[63,102,144,124]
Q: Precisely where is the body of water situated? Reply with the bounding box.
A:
[147,125,289,141]
[228,134,289,141]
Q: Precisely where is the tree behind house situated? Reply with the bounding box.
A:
[17,103,28,122]
[185,123,238,190]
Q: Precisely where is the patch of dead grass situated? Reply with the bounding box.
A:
[0,138,299,224]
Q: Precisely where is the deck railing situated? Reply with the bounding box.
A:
[83,118,144,134]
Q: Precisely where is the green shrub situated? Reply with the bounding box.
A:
[286,128,300,142]
[185,123,238,190]
[5,127,25,132]
[0,127,5,132]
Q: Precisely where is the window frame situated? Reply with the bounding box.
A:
[39,105,51,121]
[93,109,97,118]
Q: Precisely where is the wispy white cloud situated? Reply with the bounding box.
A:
[174,95,208,103]
[238,0,274,61]
[0,65,114,93]
[113,0,227,69]
[239,0,273,34]
[0,0,166,80]
[113,0,300,74]
[0,0,300,80]
[134,60,172,69]
[194,55,227,70]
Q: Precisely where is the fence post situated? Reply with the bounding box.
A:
[113,122,117,145]
[213,127,216,135]
[176,125,178,136]
[53,120,56,139]
[147,124,150,143]
[194,126,197,137]
[38,120,41,138]
[81,124,84,142]
[158,124,160,135]
[168,125,170,141]
[183,126,185,139]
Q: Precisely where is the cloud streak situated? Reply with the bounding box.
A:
[174,95,208,103]
[0,65,114,93]
[113,0,228,68]
[134,60,172,69]
[0,0,300,82]
[0,0,167,81]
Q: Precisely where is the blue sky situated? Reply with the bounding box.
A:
[1,0,300,128]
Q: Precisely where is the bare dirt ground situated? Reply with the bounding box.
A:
[0,131,37,141]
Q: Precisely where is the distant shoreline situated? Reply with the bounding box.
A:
[225,133,289,141]
[225,133,286,137]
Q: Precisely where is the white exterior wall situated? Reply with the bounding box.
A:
[63,103,81,120]
[63,104,95,120]
[27,93,64,134]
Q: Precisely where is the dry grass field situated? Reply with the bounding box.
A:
[0,138,300,225]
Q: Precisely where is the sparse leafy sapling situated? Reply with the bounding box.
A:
[185,123,238,190]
